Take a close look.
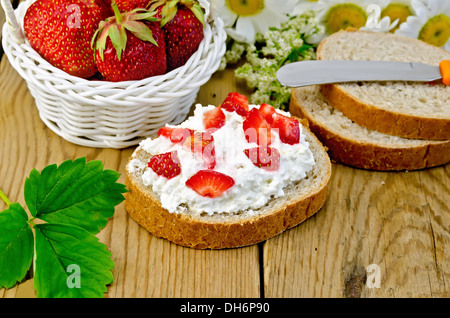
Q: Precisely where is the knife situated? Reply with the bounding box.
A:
[276,60,450,87]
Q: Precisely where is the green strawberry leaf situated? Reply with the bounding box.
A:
[108,24,128,61]
[24,157,127,234]
[131,10,158,22]
[0,203,34,289]
[191,3,205,26]
[93,23,110,61]
[34,223,114,298]
[160,1,178,27]
[123,21,158,46]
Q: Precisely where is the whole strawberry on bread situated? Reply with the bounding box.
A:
[23,0,105,79]
[92,1,167,82]
[149,0,205,71]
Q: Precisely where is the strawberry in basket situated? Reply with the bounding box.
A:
[102,0,152,12]
[91,1,167,82]
[23,0,106,79]
[149,0,205,71]
[93,0,114,17]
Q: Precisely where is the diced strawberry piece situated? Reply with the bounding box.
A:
[243,108,273,147]
[271,113,300,145]
[220,92,249,116]
[259,103,276,124]
[184,132,216,169]
[244,147,281,172]
[158,127,194,143]
[148,151,181,179]
[157,126,173,138]
[185,170,235,198]
[203,107,226,132]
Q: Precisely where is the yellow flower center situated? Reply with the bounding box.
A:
[419,14,450,47]
[226,0,265,17]
[325,4,367,34]
[381,3,412,32]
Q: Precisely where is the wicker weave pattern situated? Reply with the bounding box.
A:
[2,0,226,148]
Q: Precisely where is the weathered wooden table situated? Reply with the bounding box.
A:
[0,39,449,298]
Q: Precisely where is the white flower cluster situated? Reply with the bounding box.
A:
[220,12,321,109]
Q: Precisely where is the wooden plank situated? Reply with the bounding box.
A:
[263,164,449,297]
[0,58,261,298]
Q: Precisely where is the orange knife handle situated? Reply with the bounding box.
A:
[439,60,450,85]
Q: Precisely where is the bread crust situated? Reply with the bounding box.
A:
[320,84,450,140]
[124,126,332,249]
[317,29,450,140]
[290,89,450,171]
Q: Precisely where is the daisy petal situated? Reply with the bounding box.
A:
[217,1,238,27]
[215,0,294,44]
[234,17,256,43]
[225,27,247,42]
[251,7,288,35]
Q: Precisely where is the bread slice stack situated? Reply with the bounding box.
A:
[289,30,450,171]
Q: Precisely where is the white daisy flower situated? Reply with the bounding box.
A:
[374,0,414,31]
[395,0,450,51]
[212,0,300,44]
[303,0,376,43]
[361,0,414,33]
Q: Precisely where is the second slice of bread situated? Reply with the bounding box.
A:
[290,86,450,171]
[317,30,450,140]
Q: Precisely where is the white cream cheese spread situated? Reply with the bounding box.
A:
[128,103,316,216]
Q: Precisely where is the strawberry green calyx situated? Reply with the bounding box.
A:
[92,0,159,61]
[149,0,205,27]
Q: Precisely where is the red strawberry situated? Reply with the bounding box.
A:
[244,147,281,172]
[220,92,249,116]
[158,127,194,143]
[150,0,205,71]
[92,3,167,82]
[23,0,104,79]
[203,107,226,132]
[94,0,114,19]
[103,0,151,12]
[271,113,300,145]
[184,132,216,169]
[259,103,276,124]
[148,151,181,179]
[243,108,273,147]
[185,170,235,198]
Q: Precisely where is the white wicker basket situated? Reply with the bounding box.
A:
[1,0,226,149]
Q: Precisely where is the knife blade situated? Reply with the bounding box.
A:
[276,60,444,87]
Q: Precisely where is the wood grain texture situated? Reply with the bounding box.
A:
[263,164,449,297]
[0,54,448,298]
